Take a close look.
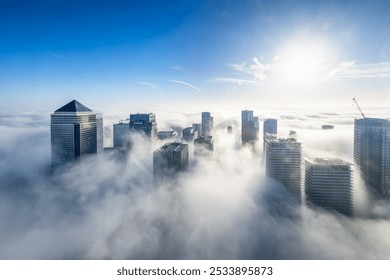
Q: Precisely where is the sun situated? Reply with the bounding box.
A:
[273,39,333,84]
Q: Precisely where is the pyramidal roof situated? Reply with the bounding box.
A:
[55,100,92,113]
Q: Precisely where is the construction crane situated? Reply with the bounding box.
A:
[353,98,366,119]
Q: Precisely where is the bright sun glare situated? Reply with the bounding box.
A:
[274,40,333,84]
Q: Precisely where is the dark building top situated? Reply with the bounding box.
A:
[55,100,92,113]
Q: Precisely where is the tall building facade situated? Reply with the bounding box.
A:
[201,112,213,137]
[241,110,259,145]
[354,118,390,197]
[96,113,104,153]
[51,100,101,165]
[129,113,157,140]
[305,158,353,216]
[263,118,277,136]
[265,138,302,198]
[153,142,189,179]
[113,121,130,148]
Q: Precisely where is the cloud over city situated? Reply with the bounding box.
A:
[0,109,390,259]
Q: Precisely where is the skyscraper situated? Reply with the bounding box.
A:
[265,138,302,199]
[263,118,277,151]
[153,142,189,179]
[263,118,277,136]
[129,113,157,140]
[201,112,213,137]
[96,113,104,153]
[51,100,101,165]
[194,135,214,156]
[354,118,390,197]
[305,158,353,216]
[241,110,259,145]
[113,121,130,148]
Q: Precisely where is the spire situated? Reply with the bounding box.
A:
[55,100,92,113]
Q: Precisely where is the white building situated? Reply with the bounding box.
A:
[305,158,353,216]
[265,138,302,199]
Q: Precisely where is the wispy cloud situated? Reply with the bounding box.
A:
[320,61,356,82]
[136,81,162,92]
[170,65,186,71]
[168,79,201,92]
[336,62,390,78]
[214,56,390,88]
[210,77,265,87]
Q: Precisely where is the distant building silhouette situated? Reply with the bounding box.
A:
[265,137,302,199]
[241,110,259,146]
[305,158,353,216]
[354,118,390,197]
[129,113,157,140]
[201,112,213,137]
[153,142,189,179]
[158,130,178,140]
[51,100,102,165]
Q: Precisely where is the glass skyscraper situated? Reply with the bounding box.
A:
[241,110,259,146]
[51,100,102,165]
[153,142,189,180]
[201,112,213,137]
[129,113,157,140]
[354,118,390,197]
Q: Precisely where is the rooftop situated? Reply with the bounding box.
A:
[305,158,352,166]
[156,142,187,153]
[55,100,92,113]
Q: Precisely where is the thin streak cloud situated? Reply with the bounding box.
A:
[168,79,201,92]
[136,81,162,92]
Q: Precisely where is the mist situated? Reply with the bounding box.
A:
[0,109,390,259]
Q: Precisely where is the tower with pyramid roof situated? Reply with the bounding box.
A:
[51,100,103,165]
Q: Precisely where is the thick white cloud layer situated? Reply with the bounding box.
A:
[0,109,389,259]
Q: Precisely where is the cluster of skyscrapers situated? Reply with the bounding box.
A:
[50,100,390,216]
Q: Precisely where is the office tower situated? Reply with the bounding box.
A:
[354,118,390,197]
[265,138,302,198]
[51,100,100,165]
[305,158,353,216]
[194,135,214,156]
[192,123,202,138]
[96,113,104,153]
[241,110,259,145]
[113,121,130,148]
[227,126,233,134]
[157,130,178,140]
[182,127,194,142]
[153,142,189,179]
[201,112,213,137]
[263,118,277,136]
[129,113,157,140]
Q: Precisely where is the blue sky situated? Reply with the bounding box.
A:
[1,0,390,111]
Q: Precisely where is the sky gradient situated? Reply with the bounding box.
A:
[1,0,390,111]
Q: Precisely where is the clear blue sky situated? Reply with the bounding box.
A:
[1,0,390,111]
